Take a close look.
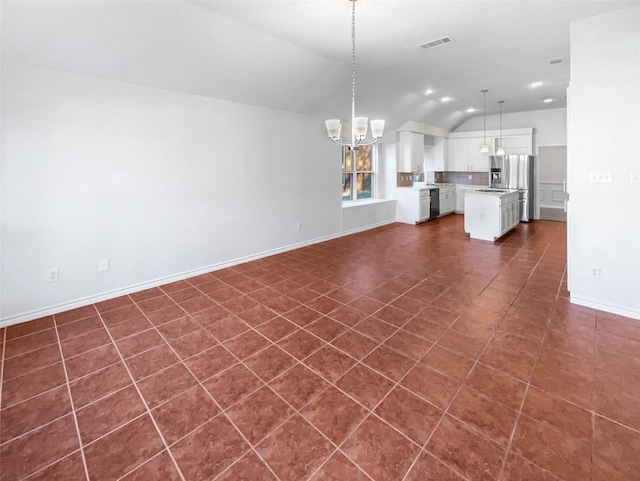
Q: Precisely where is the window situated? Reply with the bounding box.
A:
[342,145,374,201]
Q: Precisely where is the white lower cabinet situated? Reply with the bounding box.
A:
[438,186,456,216]
[464,191,520,241]
[397,187,431,224]
[455,185,485,214]
[499,197,520,236]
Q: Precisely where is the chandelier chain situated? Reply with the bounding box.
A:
[324,0,384,148]
[351,0,356,144]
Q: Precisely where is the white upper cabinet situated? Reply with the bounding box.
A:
[397,132,424,172]
[448,138,470,171]
[447,128,533,172]
[468,137,491,171]
[493,134,532,156]
[448,137,490,171]
[425,136,447,172]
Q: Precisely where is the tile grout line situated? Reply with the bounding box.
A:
[177,271,436,481]
[91,310,189,481]
[400,238,542,481]
[590,288,598,481]
[0,327,6,445]
[493,241,560,480]
[119,296,288,481]
[304,241,551,479]
[51,314,92,481]
[8,222,631,480]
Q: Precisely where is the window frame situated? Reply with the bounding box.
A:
[342,144,377,202]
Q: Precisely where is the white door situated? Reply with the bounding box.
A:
[538,146,568,222]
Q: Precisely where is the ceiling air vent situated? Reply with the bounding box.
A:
[549,57,565,65]
[419,37,452,49]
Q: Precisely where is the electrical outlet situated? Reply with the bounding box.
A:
[48,268,59,283]
[296,222,302,231]
[590,267,601,279]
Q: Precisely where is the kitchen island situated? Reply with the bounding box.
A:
[464,189,520,241]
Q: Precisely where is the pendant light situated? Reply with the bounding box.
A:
[325,0,385,149]
[480,89,489,153]
[496,100,505,156]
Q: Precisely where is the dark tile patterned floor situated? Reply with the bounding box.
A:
[1,216,639,481]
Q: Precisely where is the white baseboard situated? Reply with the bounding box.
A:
[340,219,396,236]
[0,221,397,328]
[570,295,640,321]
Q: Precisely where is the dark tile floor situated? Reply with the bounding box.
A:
[1,215,639,481]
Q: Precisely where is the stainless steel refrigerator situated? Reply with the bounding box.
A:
[489,155,535,222]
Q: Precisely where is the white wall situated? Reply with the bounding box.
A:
[568,6,640,319]
[1,63,348,324]
[342,201,396,234]
[455,108,567,152]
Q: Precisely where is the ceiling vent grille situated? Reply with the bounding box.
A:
[419,37,452,49]
[549,57,565,65]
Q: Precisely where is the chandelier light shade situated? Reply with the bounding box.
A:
[496,100,505,156]
[325,119,342,140]
[325,0,384,148]
[480,89,489,153]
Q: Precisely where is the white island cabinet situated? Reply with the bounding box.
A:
[464,190,520,241]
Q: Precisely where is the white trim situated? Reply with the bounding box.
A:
[571,295,640,321]
[0,220,396,328]
[342,198,396,208]
[341,219,396,236]
[449,127,533,139]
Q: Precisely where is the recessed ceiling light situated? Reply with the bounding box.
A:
[441,97,451,102]
[530,81,543,88]
[543,98,553,103]
[467,108,475,113]
[425,89,433,95]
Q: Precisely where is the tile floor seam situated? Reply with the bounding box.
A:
[0,328,5,447]
[0,409,78,448]
[198,313,401,481]
[2,338,59,361]
[399,245,538,481]
[128,298,291,481]
[320,306,470,480]
[68,382,133,416]
[63,358,128,385]
[306,448,378,481]
[60,338,113,359]
[494,287,558,480]
[111,449,167,481]
[14,450,85,481]
[7,221,632,481]
[77,411,149,449]
[92,311,189,481]
[52,314,92,481]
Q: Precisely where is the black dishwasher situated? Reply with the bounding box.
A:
[429,188,440,220]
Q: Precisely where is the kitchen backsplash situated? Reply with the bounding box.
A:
[435,171,489,185]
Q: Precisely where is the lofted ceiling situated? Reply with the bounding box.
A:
[2,0,638,131]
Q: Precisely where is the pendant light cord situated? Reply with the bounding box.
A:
[498,100,504,150]
[482,89,488,145]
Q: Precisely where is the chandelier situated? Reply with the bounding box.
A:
[325,0,385,148]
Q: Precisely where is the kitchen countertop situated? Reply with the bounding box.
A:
[409,183,456,190]
[466,188,518,197]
